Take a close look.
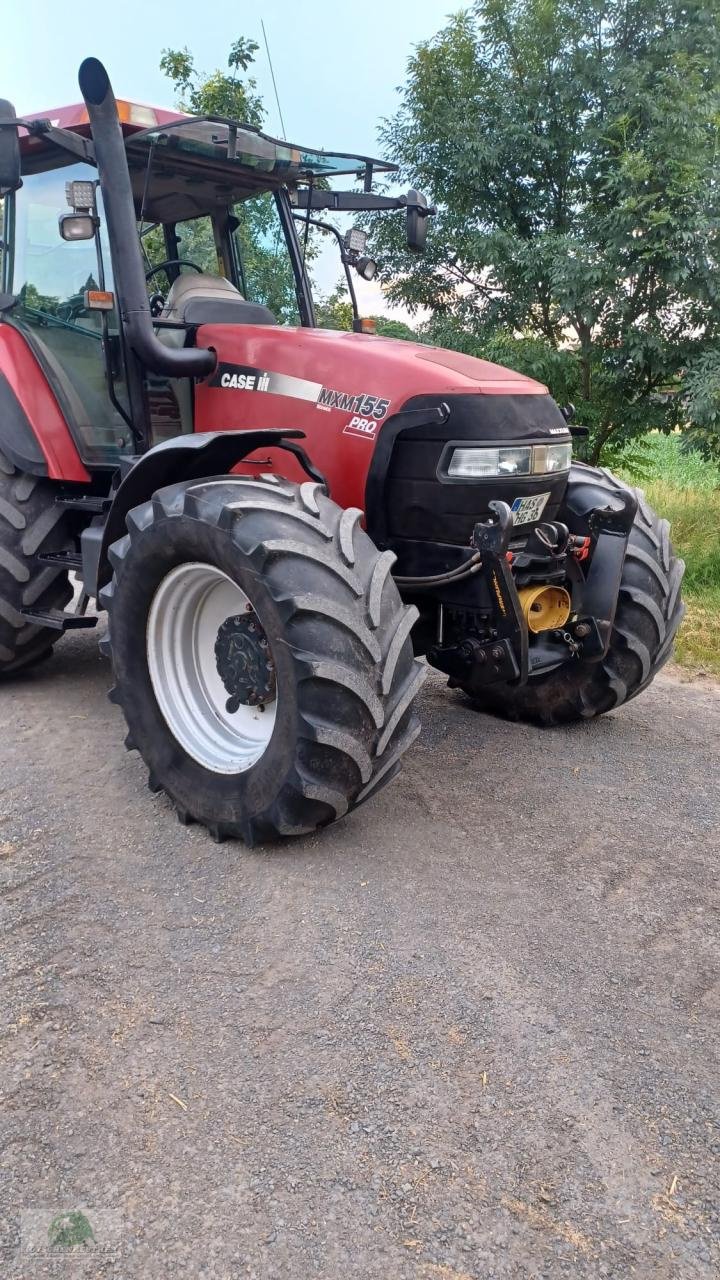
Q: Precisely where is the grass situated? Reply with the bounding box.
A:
[613,435,720,677]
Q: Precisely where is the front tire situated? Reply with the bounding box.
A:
[461,464,685,725]
[100,474,425,844]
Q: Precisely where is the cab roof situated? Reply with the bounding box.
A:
[20,98,397,223]
[21,100,397,180]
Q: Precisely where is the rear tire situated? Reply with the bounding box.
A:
[460,464,685,725]
[100,474,425,845]
[0,451,73,676]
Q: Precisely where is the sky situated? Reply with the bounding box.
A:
[1,0,456,317]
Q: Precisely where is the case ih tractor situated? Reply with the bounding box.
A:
[0,59,684,844]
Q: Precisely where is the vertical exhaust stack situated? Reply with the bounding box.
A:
[77,57,216,379]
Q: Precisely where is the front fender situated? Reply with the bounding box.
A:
[85,429,306,597]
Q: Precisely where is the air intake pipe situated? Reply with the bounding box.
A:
[78,57,216,380]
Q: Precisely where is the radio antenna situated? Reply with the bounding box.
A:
[261,19,287,141]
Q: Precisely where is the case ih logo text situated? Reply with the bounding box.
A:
[220,371,271,392]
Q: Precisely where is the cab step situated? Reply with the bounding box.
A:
[55,494,112,514]
[21,607,98,632]
[37,550,84,570]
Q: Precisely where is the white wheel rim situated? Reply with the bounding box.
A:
[146,562,277,774]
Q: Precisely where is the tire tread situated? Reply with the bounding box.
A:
[104,475,424,843]
[0,450,72,676]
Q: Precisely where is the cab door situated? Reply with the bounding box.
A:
[7,161,132,466]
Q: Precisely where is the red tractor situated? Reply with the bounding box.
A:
[0,59,683,843]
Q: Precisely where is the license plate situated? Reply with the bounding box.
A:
[511,492,550,526]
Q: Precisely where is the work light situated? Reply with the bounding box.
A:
[58,213,96,241]
[65,179,96,212]
[59,178,98,241]
[344,227,367,254]
[355,255,377,281]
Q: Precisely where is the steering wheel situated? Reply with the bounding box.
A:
[145,259,204,284]
[145,259,204,317]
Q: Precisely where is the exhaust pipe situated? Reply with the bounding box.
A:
[78,57,216,380]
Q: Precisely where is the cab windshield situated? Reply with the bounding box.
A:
[140,189,302,325]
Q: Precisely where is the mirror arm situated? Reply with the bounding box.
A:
[293,188,437,216]
[0,116,96,167]
[291,212,361,327]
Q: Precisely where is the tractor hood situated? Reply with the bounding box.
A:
[196,323,549,413]
[193,323,570,518]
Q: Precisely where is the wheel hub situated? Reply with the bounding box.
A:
[214,610,276,713]
[146,562,278,775]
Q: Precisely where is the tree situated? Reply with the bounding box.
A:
[374,316,418,341]
[159,38,264,126]
[371,0,720,459]
[316,283,418,338]
[315,284,354,330]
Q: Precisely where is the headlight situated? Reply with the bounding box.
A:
[533,442,572,473]
[445,440,571,479]
[447,446,532,478]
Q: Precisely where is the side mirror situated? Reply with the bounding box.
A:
[406,189,429,253]
[0,100,21,196]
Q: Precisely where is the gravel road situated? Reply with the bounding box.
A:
[1,628,719,1279]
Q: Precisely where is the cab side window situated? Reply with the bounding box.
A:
[231,192,300,324]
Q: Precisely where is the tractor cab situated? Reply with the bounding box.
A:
[1,96,417,469]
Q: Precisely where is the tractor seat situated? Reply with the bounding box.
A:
[161,272,277,326]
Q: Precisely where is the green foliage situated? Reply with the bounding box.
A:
[234,193,301,323]
[316,282,418,338]
[372,0,720,462]
[48,1211,95,1250]
[683,349,720,459]
[613,431,720,491]
[160,39,264,126]
[373,316,418,341]
[316,285,354,330]
[613,431,720,672]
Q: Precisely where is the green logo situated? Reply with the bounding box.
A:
[48,1210,95,1249]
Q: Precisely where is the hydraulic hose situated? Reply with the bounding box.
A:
[77,58,216,380]
[394,553,483,590]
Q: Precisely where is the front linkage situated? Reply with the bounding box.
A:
[427,489,638,692]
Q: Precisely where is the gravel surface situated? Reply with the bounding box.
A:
[1,628,719,1279]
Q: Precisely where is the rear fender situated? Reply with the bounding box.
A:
[86,429,308,597]
[0,324,90,481]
